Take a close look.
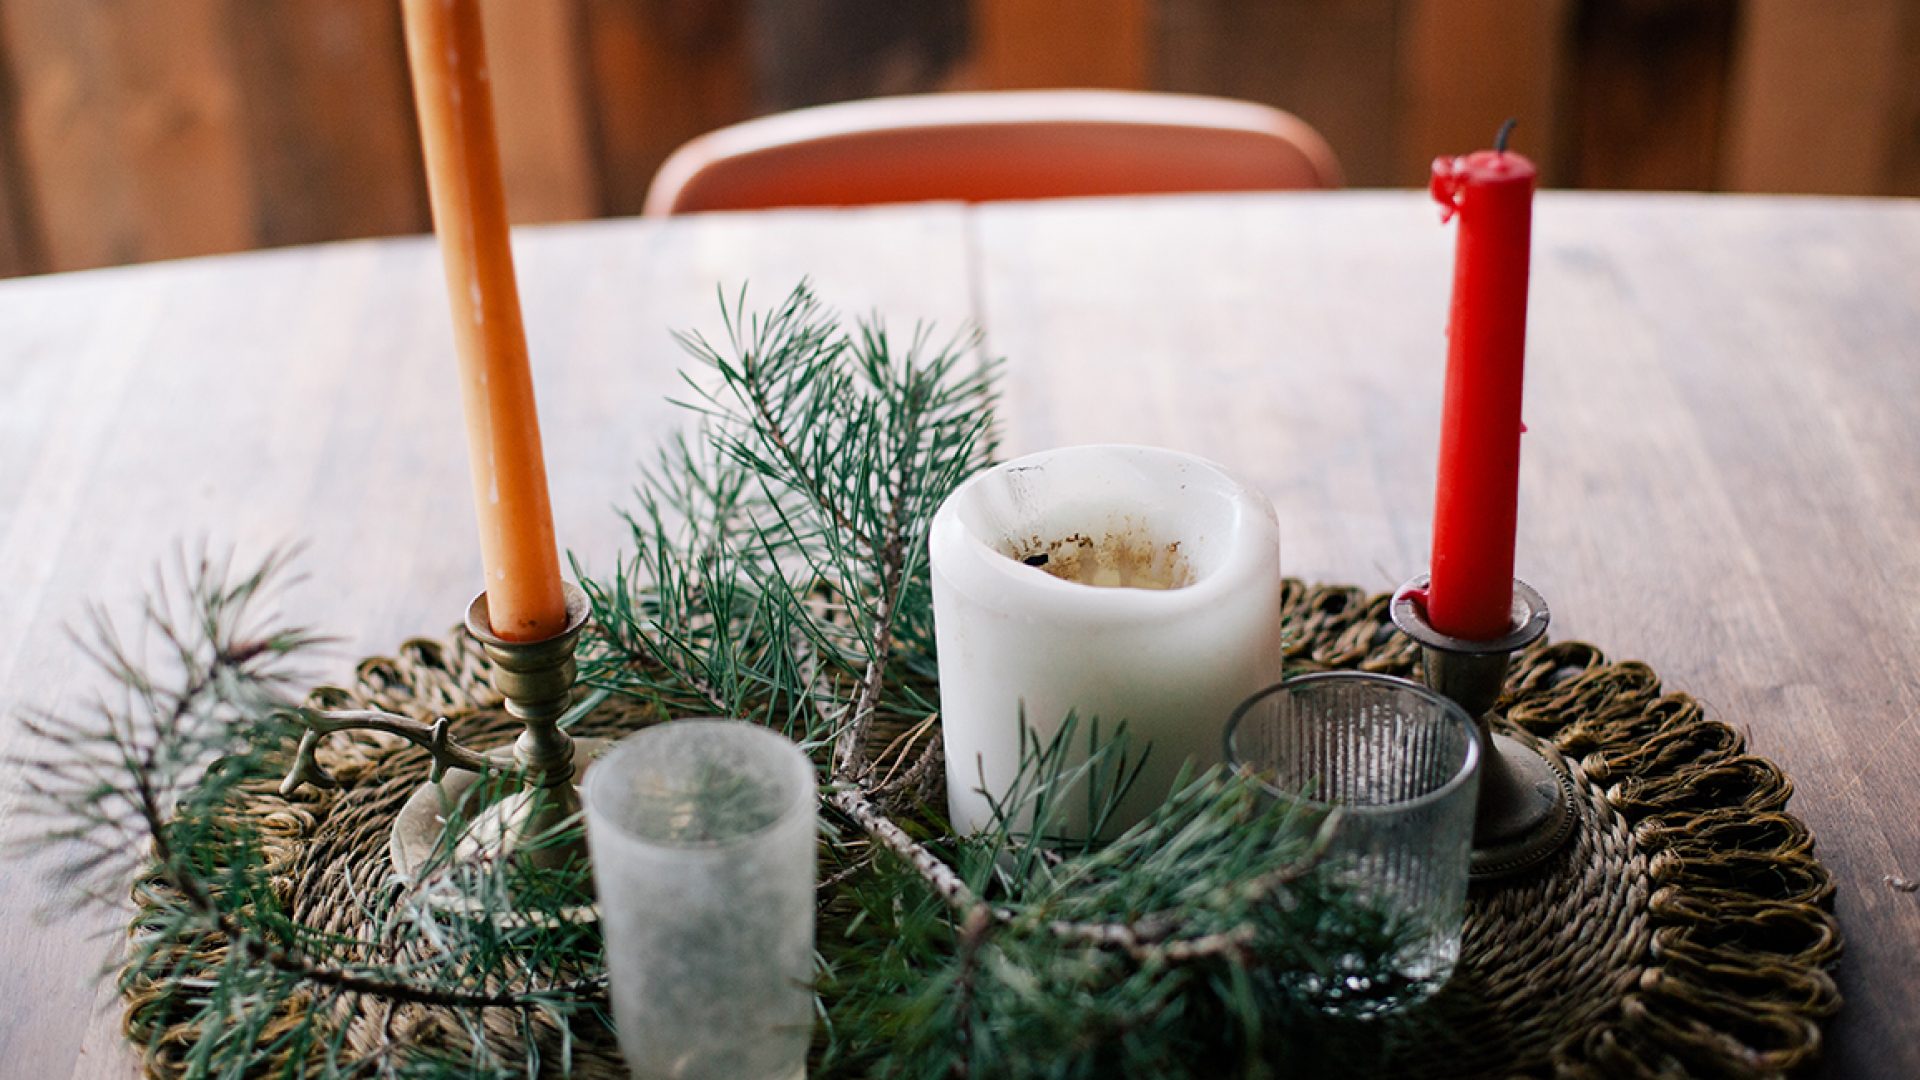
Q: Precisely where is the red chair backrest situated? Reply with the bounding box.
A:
[644,91,1342,216]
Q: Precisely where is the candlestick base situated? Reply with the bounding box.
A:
[388,736,615,884]
[281,583,608,891]
[1391,574,1576,880]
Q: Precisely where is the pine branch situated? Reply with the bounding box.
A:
[602,285,1384,981]
[30,547,614,1077]
[674,286,877,556]
[138,766,601,1013]
[734,351,878,557]
[30,286,1409,1078]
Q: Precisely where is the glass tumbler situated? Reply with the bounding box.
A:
[1224,672,1481,1012]
[583,719,817,1080]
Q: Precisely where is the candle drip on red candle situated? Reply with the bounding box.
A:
[1425,121,1536,642]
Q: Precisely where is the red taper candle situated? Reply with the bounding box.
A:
[1426,121,1535,641]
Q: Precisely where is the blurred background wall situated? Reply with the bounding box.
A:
[0,0,1913,278]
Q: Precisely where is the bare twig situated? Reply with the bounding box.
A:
[874,713,940,790]
[949,904,992,1079]
[829,429,914,784]
[874,736,943,805]
[827,783,980,912]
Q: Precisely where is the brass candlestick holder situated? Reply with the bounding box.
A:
[281,582,611,880]
[1391,574,1576,879]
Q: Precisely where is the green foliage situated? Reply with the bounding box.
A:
[578,283,995,742]
[811,721,1416,1079]
[26,283,1411,1078]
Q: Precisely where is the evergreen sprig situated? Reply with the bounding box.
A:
[25,283,1411,1078]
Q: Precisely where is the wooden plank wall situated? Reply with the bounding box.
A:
[972,0,1154,90]
[1392,0,1570,183]
[0,0,1913,278]
[478,2,596,222]
[1558,0,1741,192]
[1722,0,1913,196]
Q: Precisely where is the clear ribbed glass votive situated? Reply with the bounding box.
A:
[1225,673,1481,1013]
[582,720,817,1080]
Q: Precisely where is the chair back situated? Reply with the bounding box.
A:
[644,90,1342,215]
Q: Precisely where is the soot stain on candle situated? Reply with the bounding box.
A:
[1005,529,1194,591]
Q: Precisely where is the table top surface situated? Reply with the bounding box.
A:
[1,190,1915,1077]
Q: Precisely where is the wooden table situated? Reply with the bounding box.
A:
[1,192,1914,1077]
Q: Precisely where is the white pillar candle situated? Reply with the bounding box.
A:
[930,444,1284,839]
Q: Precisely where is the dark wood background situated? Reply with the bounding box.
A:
[0,0,1916,280]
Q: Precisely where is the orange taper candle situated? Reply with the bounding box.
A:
[401,0,567,641]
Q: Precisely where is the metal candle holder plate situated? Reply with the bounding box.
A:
[280,582,608,882]
[1391,574,1577,879]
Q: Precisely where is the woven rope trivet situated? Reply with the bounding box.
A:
[121,580,1842,1077]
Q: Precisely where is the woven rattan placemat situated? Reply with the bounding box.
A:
[122,579,1842,1077]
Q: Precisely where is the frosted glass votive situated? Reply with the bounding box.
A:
[1225,673,1481,1013]
[582,720,817,1080]
[929,444,1284,839]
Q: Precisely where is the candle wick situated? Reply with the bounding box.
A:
[1494,117,1518,154]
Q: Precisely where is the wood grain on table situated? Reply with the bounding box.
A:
[0,193,1914,1078]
